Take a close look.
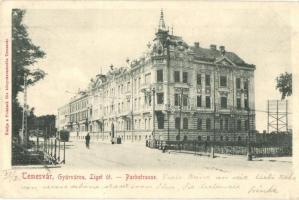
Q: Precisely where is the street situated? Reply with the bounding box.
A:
[63,140,292,173]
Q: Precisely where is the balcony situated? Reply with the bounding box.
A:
[167,105,194,113]
[155,104,166,111]
[139,83,151,93]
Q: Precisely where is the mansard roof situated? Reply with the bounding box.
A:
[190,45,254,68]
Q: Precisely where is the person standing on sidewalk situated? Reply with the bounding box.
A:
[85,133,91,149]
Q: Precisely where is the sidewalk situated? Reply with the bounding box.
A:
[166,149,292,163]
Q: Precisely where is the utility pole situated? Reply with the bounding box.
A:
[21,74,28,147]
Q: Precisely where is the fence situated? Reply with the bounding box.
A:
[35,137,66,164]
[12,136,66,165]
[146,140,292,157]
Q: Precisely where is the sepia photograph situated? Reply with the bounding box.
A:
[1,1,298,198]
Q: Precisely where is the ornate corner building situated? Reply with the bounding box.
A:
[57,10,256,143]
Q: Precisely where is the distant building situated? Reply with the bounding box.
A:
[59,10,256,142]
[56,103,70,131]
[68,91,90,133]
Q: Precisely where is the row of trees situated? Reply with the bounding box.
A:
[12,9,46,139]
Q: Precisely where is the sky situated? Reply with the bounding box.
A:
[21,3,292,132]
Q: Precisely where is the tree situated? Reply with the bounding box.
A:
[12,9,46,137]
[276,72,292,100]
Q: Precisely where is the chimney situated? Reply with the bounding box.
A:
[194,42,199,48]
[210,44,217,50]
[219,45,225,55]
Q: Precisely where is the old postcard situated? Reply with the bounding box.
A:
[0,0,299,199]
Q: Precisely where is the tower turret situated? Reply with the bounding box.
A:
[158,9,167,32]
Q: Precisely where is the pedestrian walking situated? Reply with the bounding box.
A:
[85,133,91,149]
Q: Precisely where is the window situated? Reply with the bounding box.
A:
[183,95,188,106]
[148,95,151,106]
[206,118,211,130]
[138,77,141,88]
[157,93,164,104]
[244,98,248,109]
[175,117,180,129]
[237,120,242,131]
[183,72,188,83]
[138,97,141,110]
[145,73,151,84]
[238,136,242,141]
[183,118,188,129]
[134,79,137,93]
[174,94,179,106]
[157,69,163,82]
[183,135,188,141]
[197,118,202,130]
[225,118,229,131]
[198,136,201,141]
[220,76,227,87]
[207,136,210,141]
[220,119,223,130]
[244,80,248,90]
[206,96,211,108]
[220,136,223,141]
[237,98,241,110]
[245,119,249,130]
[221,97,227,109]
[197,96,202,107]
[157,113,164,129]
[174,71,180,82]
[236,78,241,89]
[197,74,201,85]
[205,74,210,86]
[127,82,130,91]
